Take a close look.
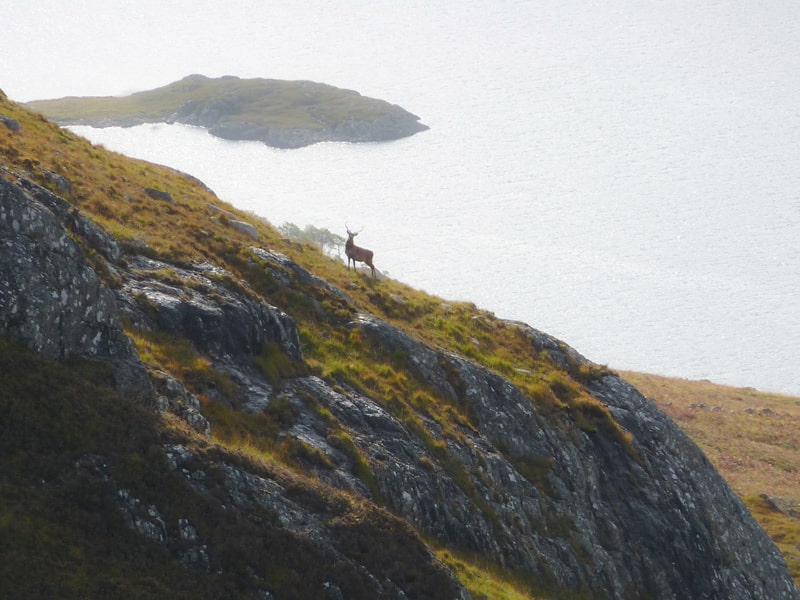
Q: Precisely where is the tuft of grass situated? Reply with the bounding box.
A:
[127,328,237,400]
[254,341,307,386]
[436,547,589,600]
[327,428,383,501]
[200,393,296,463]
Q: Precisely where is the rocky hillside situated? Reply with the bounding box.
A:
[1,91,799,599]
[25,74,429,148]
[622,371,800,584]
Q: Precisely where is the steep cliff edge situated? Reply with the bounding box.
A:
[1,94,798,599]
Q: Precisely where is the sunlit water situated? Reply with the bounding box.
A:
[11,1,800,394]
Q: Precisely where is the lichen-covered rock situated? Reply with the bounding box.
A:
[143,187,175,203]
[0,114,20,131]
[229,218,259,240]
[0,176,149,395]
[249,245,356,307]
[16,175,121,262]
[269,312,799,600]
[151,369,211,435]
[43,170,71,195]
[117,254,301,362]
[164,443,470,599]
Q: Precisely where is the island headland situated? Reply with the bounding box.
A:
[25,74,429,149]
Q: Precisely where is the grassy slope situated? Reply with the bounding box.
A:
[1,92,563,599]
[3,89,797,596]
[621,371,800,585]
[25,74,406,130]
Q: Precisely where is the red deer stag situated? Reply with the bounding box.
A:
[345,225,376,278]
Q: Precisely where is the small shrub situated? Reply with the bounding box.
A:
[327,429,382,501]
[548,373,579,403]
[254,342,306,386]
[282,436,334,470]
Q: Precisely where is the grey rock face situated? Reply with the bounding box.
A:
[163,443,470,599]
[117,254,301,362]
[143,187,175,203]
[43,170,72,195]
[0,176,148,395]
[151,369,211,435]
[271,312,799,600]
[249,245,355,307]
[586,375,799,599]
[228,218,259,240]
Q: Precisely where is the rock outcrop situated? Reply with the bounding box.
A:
[0,173,149,396]
[275,315,799,599]
[116,254,301,363]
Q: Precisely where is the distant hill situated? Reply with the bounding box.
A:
[25,74,429,148]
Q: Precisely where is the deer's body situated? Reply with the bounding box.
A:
[345,228,376,277]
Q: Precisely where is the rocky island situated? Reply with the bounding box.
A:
[1,90,798,599]
[25,74,429,148]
